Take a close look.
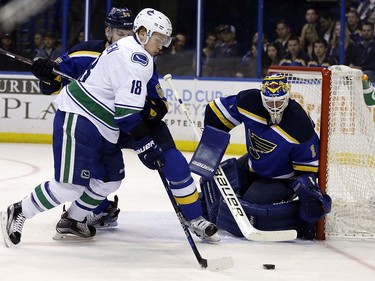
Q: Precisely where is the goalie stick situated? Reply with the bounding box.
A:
[156,163,233,271]
[0,47,74,82]
[163,74,298,242]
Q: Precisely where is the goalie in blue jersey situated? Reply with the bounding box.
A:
[194,73,332,239]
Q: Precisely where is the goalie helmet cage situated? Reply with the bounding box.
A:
[268,65,375,240]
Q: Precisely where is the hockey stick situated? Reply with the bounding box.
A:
[0,47,74,81]
[156,164,233,271]
[164,74,298,242]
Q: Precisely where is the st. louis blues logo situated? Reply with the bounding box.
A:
[131,52,148,66]
[247,128,277,159]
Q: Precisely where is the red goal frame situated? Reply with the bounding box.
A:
[269,66,332,240]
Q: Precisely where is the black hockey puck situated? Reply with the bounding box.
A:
[263,264,275,270]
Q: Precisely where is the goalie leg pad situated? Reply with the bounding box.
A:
[242,179,295,204]
[200,158,240,223]
[216,199,302,237]
[189,125,230,179]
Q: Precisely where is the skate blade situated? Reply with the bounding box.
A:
[94,222,118,229]
[52,232,94,241]
[201,233,221,243]
[1,211,14,248]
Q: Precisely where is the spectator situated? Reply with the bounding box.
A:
[193,32,218,76]
[317,11,335,45]
[265,42,282,69]
[328,21,361,65]
[69,29,86,49]
[0,33,28,71]
[299,8,320,35]
[300,23,319,57]
[214,24,225,46]
[31,31,44,58]
[351,22,375,81]
[274,20,292,57]
[252,32,269,52]
[305,8,320,28]
[207,25,242,77]
[156,32,194,76]
[35,31,62,61]
[279,36,309,67]
[308,38,337,67]
[357,0,375,25]
[236,43,268,78]
[346,9,362,43]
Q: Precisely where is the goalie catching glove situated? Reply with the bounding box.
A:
[132,136,165,170]
[290,173,332,223]
[31,57,61,86]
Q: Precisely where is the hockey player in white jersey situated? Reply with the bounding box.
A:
[1,8,219,247]
[31,7,136,230]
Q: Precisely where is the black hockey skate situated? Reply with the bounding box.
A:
[86,195,120,228]
[53,210,96,240]
[1,202,26,247]
[186,216,220,243]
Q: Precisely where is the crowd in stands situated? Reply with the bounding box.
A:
[1,1,375,81]
[0,30,62,71]
[156,2,375,81]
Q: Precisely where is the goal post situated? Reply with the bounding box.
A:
[269,65,375,240]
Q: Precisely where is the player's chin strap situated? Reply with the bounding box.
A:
[134,32,149,48]
[164,74,298,242]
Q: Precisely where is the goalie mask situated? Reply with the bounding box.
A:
[133,8,173,47]
[260,73,291,125]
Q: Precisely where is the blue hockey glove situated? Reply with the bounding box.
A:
[132,136,165,170]
[290,173,332,223]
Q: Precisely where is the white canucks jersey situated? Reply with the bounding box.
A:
[55,36,153,143]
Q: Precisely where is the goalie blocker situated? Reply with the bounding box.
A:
[199,158,331,239]
[189,125,230,179]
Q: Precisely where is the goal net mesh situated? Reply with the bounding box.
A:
[269,65,375,239]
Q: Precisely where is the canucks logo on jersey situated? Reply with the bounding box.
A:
[131,52,148,66]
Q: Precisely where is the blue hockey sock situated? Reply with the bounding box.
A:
[163,148,202,220]
[92,198,110,214]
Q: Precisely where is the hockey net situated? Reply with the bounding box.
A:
[269,65,375,240]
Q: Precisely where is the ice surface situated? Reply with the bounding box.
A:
[0,143,374,281]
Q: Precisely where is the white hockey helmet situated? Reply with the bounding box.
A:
[133,8,173,47]
[260,73,291,124]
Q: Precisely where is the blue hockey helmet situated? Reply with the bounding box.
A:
[105,7,135,30]
[260,73,291,124]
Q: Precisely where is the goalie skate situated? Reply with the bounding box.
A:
[53,211,96,241]
[186,216,220,243]
[86,195,120,228]
[1,202,26,247]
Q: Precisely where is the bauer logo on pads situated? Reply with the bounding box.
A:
[131,52,148,66]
